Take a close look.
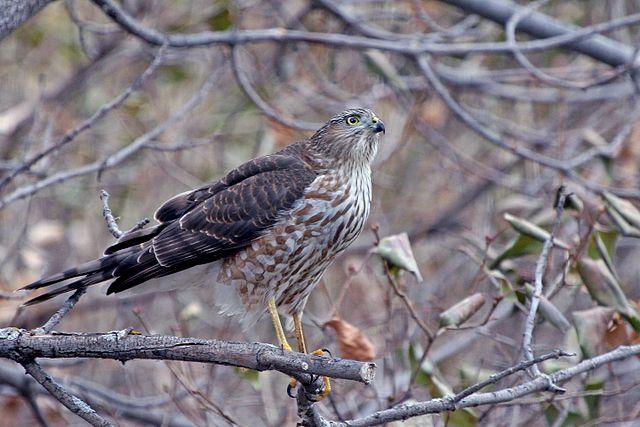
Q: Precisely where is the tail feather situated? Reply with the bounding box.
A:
[20,249,136,291]
[22,270,116,306]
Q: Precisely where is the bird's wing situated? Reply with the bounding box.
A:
[106,154,317,293]
[23,153,317,302]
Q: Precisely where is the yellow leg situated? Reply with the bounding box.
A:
[268,298,292,351]
[293,313,307,354]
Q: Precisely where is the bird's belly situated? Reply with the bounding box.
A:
[214,179,370,323]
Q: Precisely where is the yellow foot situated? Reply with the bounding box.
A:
[310,349,331,401]
[287,349,332,401]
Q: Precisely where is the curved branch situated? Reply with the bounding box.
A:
[0,328,376,384]
[332,344,640,426]
[0,0,53,41]
[88,0,640,64]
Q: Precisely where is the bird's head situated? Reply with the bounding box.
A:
[308,108,385,165]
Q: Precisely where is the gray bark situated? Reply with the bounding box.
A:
[0,0,55,41]
[0,328,376,383]
[442,0,634,67]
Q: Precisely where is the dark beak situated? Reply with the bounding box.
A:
[373,121,385,134]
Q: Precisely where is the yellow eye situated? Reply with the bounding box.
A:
[346,115,361,126]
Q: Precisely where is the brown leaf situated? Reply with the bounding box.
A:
[324,317,376,362]
[420,97,448,129]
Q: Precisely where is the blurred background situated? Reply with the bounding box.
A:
[2,0,640,425]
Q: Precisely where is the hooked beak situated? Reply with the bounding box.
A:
[372,120,385,134]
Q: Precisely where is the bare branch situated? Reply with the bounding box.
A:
[0,66,219,210]
[99,190,123,239]
[441,0,635,67]
[31,289,87,335]
[521,186,567,385]
[88,0,640,64]
[0,0,53,41]
[230,46,320,131]
[331,344,640,426]
[0,361,194,427]
[0,328,376,384]
[0,44,167,193]
[21,359,112,427]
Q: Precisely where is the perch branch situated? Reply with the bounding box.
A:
[0,328,376,384]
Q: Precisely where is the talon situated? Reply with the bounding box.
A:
[311,348,331,357]
[317,376,331,400]
[287,379,298,398]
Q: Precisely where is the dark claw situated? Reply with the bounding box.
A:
[321,348,332,357]
[287,383,297,399]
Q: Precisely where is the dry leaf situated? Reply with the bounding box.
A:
[374,232,423,282]
[605,314,630,349]
[439,293,485,327]
[324,317,376,361]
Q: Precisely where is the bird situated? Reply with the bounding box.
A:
[20,108,385,397]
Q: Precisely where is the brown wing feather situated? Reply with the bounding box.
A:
[23,150,317,302]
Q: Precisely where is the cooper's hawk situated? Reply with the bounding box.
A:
[21,108,384,396]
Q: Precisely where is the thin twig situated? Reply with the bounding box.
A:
[100,190,123,238]
[21,359,112,427]
[32,288,87,335]
[0,66,220,210]
[454,349,573,402]
[0,43,167,192]
[521,186,568,388]
[89,0,640,65]
[371,226,434,340]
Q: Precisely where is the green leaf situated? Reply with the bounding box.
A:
[207,6,232,31]
[233,367,260,389]
[375,232,423,282]
[602,192,640,230]
[584,379,604,420]
[587,228,618,264]
[604,205,640,238]
[490,234,542,268]
[577,258,640,332]
[503,213,569,249]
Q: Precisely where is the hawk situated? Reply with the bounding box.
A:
[21,108,384,395]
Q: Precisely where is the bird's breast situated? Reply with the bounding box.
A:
[215,166,372,319]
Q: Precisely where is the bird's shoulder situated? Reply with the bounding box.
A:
[154,143,315,224]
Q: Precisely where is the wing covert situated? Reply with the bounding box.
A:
[152,155,316,269]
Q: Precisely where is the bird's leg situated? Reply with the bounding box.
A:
[268,297,292,351]
[293,312,307,353]
[291,312,331,401]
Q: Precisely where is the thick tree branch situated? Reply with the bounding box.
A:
[441,0,634,67]
[0,328,376,384]
[0,0,54,41]
[88,0,640,64]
